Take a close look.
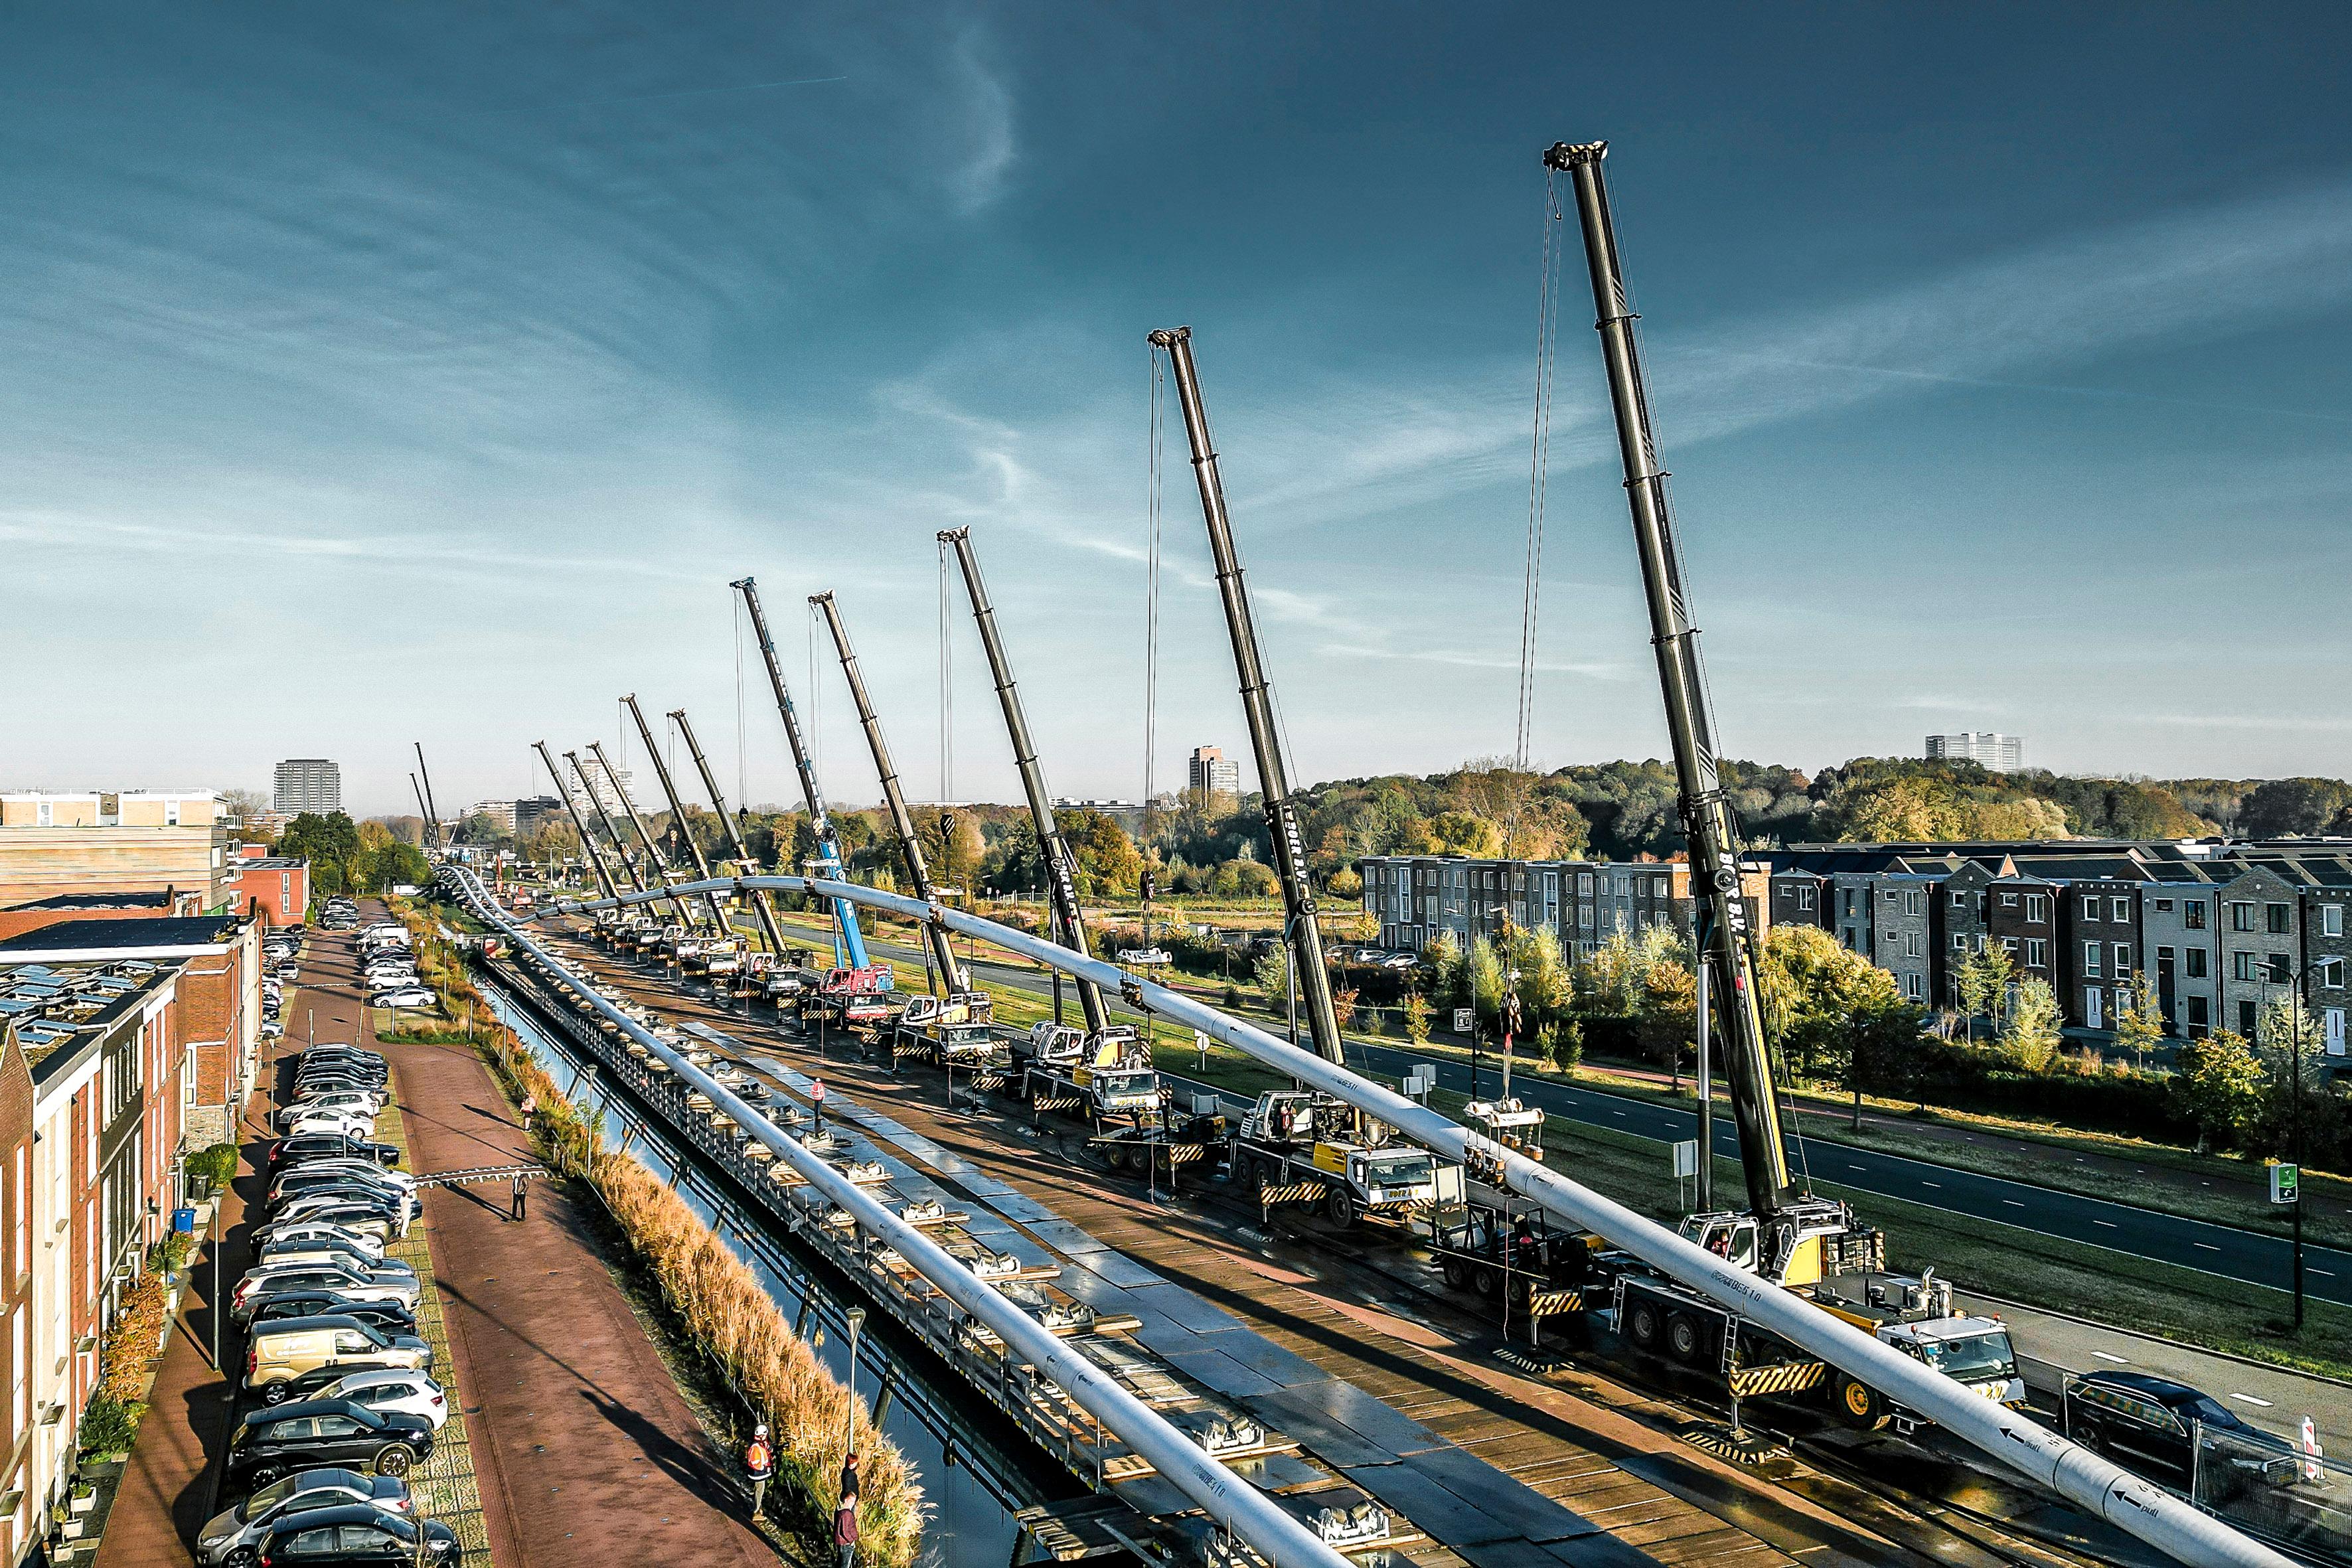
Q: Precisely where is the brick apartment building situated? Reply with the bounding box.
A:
[229,853,309,927]
[0,916,264,1146]
[0,957,188,1559]
[1368,837,2352,1065]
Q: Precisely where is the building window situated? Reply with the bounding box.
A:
[2081,895,2099,921]
[2114,943,2132,976]
[2325,904,2345,939]
[1907,890,1924,915]
[2111,897,2130,922]
[1953,933,1969,951]
[2025,939,2047,968]
[2154,898,2174,913]
[165,798,181,825]
[2318,957,2345,990]
[2025,894,2049,923]
[1889,890,1903,906]
[2186,947,2209,979]
[2240,999,2258,1036]
[1577,874,1592,895]
[1951,891,1966,909]
[2233,951,2258,982]
[1798,886,1816,911]
[1905,933,1921,958]
[2184,900,2207,930]
[2187,994,2209,1035]
[1654,876,1668,897]
[35,800,51,827]
[2001,936,2019,955]
[2083,942,2103,979]
[2228,902,2255,932]
[1842,889,1855,917]
[1999,892,2018,907]
[2268,953,2291,984]
[2267,903,2292,935]
[1904,973,1924,1000]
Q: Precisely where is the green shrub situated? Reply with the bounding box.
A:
[148,1233,192,1275]
[184,1143,238,1190]
[77,1393,141,1457]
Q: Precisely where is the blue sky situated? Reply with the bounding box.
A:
[3,4,2349,815]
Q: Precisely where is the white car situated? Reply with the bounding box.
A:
[372,987,435,1008]
[282,1159,416,1192]
[277,1092,386,1128]
[252,1220,386,1261]
[312,1368,450,1430]
[266,1196,406,1237]
[282,1108,376,1140]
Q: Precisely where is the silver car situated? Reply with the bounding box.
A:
[196,1466,412,1565]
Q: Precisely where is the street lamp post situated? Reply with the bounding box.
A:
[2263,953,2319,1331]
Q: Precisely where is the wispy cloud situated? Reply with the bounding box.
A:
[948,29,1016,214]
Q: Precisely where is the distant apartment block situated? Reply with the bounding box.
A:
[465,799,518,832]
[272,757,342,814]
[1924,732,2023,772]
[512,796,565,836]
[1189,746,1241,804]
[0,791,227,910]
[1356,854,1767,965]
[583,764,636,819]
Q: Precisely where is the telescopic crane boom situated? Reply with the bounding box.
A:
[622,695,732,932]
[940,527,1110,1036]
[1149,327,1344,1066]
[669,707,789,957]
[535,741,619,902]
[1548,140,1796,1223]
[567,750,648,896]
[809,591,965,991]
[408,775,433,849]
[730,577,870,970]
[589,740,688,921]
[413,744,443,851]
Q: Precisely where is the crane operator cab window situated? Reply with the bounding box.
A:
[1682,1214,1759,1273]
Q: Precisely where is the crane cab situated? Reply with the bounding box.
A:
[1678,1198,1878,1288]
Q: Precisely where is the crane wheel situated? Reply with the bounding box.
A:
[1834,1373,1889,1430]
[1666,1312,1703,1364]
[1472,1264,1500,1299]
[1441,1257,1469,1290]
[1626,1298,1664,1353]
[1326,1185,1359,1229]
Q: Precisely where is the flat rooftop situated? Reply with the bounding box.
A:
[5,890,175,912]
[0,915,241,954]
[0,959,179,1074]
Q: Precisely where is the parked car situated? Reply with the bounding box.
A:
[269,1136,400,1172]
[196,1467,412,1566]
[245,1316,432,1398]
[276,1093,386,1131]
[2062,1372,2284,1490]
[224,1400,435,1486]
[252,1502,458,1566]
[297,1369,448,1431]
[279,1108,374,1140]
[245,1292,415,1338]
[254,1237,400,1275]
[262,1201,404,1241]
[267,1171,410,1214]
[234,1265,421,1326]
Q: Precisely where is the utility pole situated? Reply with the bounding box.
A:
[809,590,963,991]
[535,742,619,902]
[670,708,790,957]
[623,695,732,932]
[939,528,1110,1036]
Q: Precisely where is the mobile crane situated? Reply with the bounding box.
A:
[668,707,791,982]
[568,748,659,948]
[588,739,692,949]
[730,577,888,1008]
[622,694,734,948]
[1151,327,1461,1229]
[809,589,964,996]
[1548,140,2020,1426]
[533,741,620,903]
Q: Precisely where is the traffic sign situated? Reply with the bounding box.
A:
[1671,1140,1699,1179]
[2270,1162,2300,1206]
[1452,1008,1474,1034]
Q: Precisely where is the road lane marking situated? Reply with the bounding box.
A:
[2195,1242,2220,1251]
[2094,1219,2117,1228]
[2094,1351,2130,1364]
[2003,1200,2025,1208]
[1921,1181,1940,1189]
[1848,1165,1866,1172]
[2229,1393,2274,1408]
[2312,1268,2336,1279]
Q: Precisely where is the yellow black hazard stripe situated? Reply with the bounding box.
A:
[1728,1360,1827,1398]
[1257,1182,1327,1206]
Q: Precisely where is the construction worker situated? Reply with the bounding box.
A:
[744,1422,774,1518]
[834,1451,860,1568]
[520,1091,538,1137]
[510,1173,527,1221]
[810,1077,828,1135]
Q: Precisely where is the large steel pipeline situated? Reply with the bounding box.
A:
[541,872,2296,1568]
[445,866,1354,1568]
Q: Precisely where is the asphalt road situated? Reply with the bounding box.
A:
[739,915,2352,1310]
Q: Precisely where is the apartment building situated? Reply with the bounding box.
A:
[0,917,263,1146]
[271,758,341,815]
[2140,873,2223,1041]
[1356,854,1766,961]
[228,855,309,926]
[0,957,188,1559]
[0,791,228,911]
[2051,860,2145,1032]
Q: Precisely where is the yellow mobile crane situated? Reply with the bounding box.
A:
[1550,141,2022,1429]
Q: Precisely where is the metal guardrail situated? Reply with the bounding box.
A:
[538,870,2298,1568]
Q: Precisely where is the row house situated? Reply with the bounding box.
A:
[1357,855,1764,961]
[0,958,189,1560]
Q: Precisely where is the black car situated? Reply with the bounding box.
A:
[254,1503,457,1567]
[268,1171,412,1211]
[246,1293,416,1338]
[225,1399,434,1486]
[269,1136,400,1172]
[2063,1371,2273,1488]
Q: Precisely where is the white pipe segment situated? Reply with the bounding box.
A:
[538,871,2295,1568]
[449,868,1352,1568]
